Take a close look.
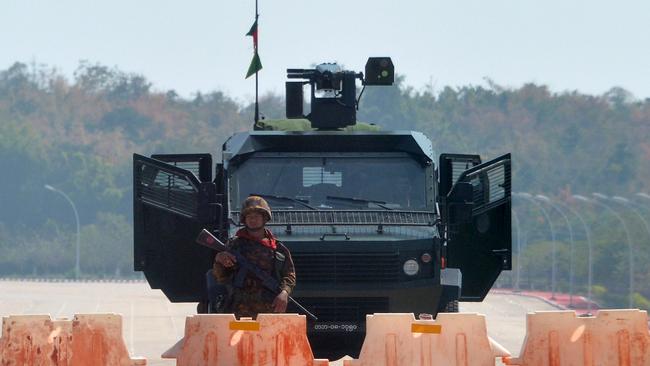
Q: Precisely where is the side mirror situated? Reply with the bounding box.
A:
[447,182,474,224]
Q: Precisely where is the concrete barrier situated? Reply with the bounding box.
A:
[0,313,146,366]
[505,309,650,366]
[344,313,510,366]
[70,314,146,365]
[163,313,329,366]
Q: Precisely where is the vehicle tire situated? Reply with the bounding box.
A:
[309,333,364,360]
[441,299,459,313]
[196,301,208,314]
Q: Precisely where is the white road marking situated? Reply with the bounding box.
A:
[165,301,178,335]
[55,302,67,318]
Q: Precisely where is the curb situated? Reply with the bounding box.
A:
[0,277,147,284]
[491,289,598,315]
[492,289,566,310]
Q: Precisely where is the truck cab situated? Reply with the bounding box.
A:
[132,58,511,358]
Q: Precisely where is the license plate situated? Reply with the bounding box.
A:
[312,322,363,333]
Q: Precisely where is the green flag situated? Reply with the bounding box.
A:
[246,20,258,47]
[246,52,262,79]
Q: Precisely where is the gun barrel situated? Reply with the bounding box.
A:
[287,69,315,79]
[287,68,312,73]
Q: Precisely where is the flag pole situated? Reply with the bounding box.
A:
[254,0,259,125]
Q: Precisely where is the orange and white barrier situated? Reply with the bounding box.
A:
[163,313,329,366]
[505,309,650,366]
[0,313,146,366]
[343,313,510,366]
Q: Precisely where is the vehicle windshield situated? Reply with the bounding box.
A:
[230,155,428,210]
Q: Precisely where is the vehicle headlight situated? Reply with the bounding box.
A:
[403,259,419,276]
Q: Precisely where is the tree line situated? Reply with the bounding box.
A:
[0,61,649,309]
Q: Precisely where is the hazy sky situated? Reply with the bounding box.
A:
[3,0,649,103]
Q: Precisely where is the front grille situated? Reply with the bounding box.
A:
[231,210,436,226]
[290,297,389,322]
[292,252,400,283]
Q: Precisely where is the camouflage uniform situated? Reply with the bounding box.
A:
[212,228,296,318]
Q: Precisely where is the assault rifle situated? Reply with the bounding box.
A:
[196,229,318,320]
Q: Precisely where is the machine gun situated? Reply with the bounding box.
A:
[195,229,318,320]
[285,57,394,130]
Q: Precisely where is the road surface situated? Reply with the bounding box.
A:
[461,292,559,358]
[0,280,558,365]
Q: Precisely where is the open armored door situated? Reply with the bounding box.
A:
[439,153,511,301]
[133,153,222,302]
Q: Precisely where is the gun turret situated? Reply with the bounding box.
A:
[285,57,394,130]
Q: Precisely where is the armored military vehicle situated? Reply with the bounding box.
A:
[132,57,511,358]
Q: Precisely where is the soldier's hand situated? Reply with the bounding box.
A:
[272,290,288,312]
[215,252,237,268]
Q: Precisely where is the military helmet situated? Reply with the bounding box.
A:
[240,195,272,223]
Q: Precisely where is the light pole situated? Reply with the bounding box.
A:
[575,194,634,308]
[611,196,650,241]
[560,198,594,314]
[612,196,650,288]
[516,192,557,298]
[44,184,80,279]
[537,195,575,307]
[593,193,636,309]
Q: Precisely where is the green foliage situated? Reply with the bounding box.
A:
[0,119,50,226]
[632,293,650,311]
[357,75,412,130]
[591,285,607,298]
[74,61,151,100]
[79,212,133,277]
[1,60,650,300]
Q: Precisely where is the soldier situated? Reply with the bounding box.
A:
[212,196,296,318]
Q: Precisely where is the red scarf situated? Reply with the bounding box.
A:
[236,228,277,250]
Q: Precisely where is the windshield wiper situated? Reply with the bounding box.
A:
[252,193,318,210]
[326,195,393,210]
